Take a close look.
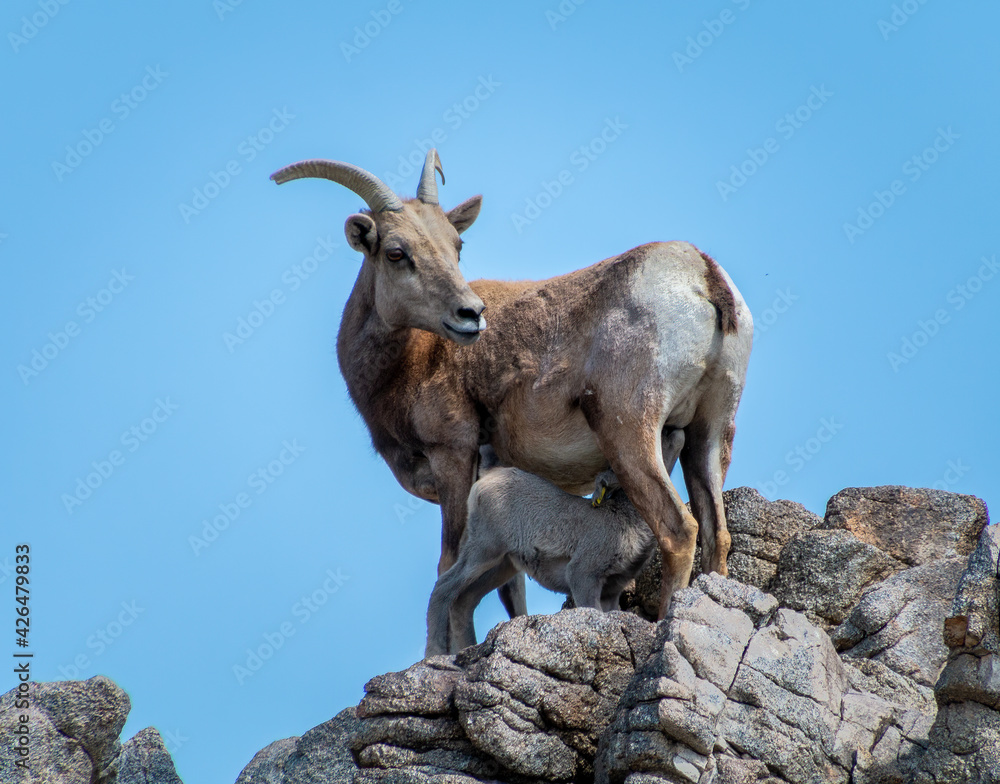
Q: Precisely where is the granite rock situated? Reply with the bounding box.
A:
[820,486,988,567]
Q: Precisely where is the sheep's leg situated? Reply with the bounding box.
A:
[426,552,504,657]
[567,562,604,611]
[584,406,698,620]
[681,414,736,577]
[498,573,527,618]
[428,448,479,576]
[426,563,469,657]
[476,448,528,620]
[600,590,624,612]
[427,448,522,620]
[600,574,632,611]
[661,428,685,476]
[449,558,519,652]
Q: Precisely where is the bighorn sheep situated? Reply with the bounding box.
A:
[270,149,752,619]
[426,431,685,656]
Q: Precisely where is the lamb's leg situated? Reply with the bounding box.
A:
[567,561,604,611]
[600,589,623,612]
[600,574,632,611]
[428,448,521,621]
[449,557,519,652]
[477,447,528,620]
[426,553,501,657]
[498,573,527,618]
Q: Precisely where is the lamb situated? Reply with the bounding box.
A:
[426,431,685,656]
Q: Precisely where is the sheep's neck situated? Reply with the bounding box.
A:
[336,263,413,409]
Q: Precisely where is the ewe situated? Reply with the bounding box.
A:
[272,149,752,620]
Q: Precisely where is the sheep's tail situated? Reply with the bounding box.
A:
[699,250,739,336]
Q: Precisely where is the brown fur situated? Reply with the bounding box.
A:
[334,206,748,619]
[276,150,752,622]
[699,250,739,335]
[721,422,736,478]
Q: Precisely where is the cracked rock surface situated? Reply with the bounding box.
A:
[354,609,655,783]
[0,674,184,784]
[769,530,901,629]
[818,486,988,567]
[622,488,822,619]
[914,523,1000,783]
[597,574,935,784]
[2,486,994,784]
[832,557,967,687]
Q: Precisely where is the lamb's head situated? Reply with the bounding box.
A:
[592,469,624,508]
[271,149,486,345]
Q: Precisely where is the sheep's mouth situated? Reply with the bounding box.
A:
[442,319,485,345]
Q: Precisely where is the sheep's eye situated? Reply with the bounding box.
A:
[386,248,405,263]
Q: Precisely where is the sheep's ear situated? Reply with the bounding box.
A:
[447,196,482,235]
[592,475,610,507]
[593,470,620,502]
[345,213,377,254]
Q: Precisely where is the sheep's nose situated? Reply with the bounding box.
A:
[444,296,486,344]
[454,294,486,329]
[456,304,484,322]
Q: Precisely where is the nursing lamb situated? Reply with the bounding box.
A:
[425,431,684,656]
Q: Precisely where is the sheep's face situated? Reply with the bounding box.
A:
[345,197,485,345]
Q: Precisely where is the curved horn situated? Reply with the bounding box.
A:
[270,159,404,213]
[416,149,445,205]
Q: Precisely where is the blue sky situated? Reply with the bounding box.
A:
[3,2,997,781]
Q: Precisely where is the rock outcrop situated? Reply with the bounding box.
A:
[3,485,994,784]
[620,488,821,619]
[598,574,935,784]
[234,485,993,784]
[0,674,183,784]
[915,523,1000,783]
[818,486,989,568]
